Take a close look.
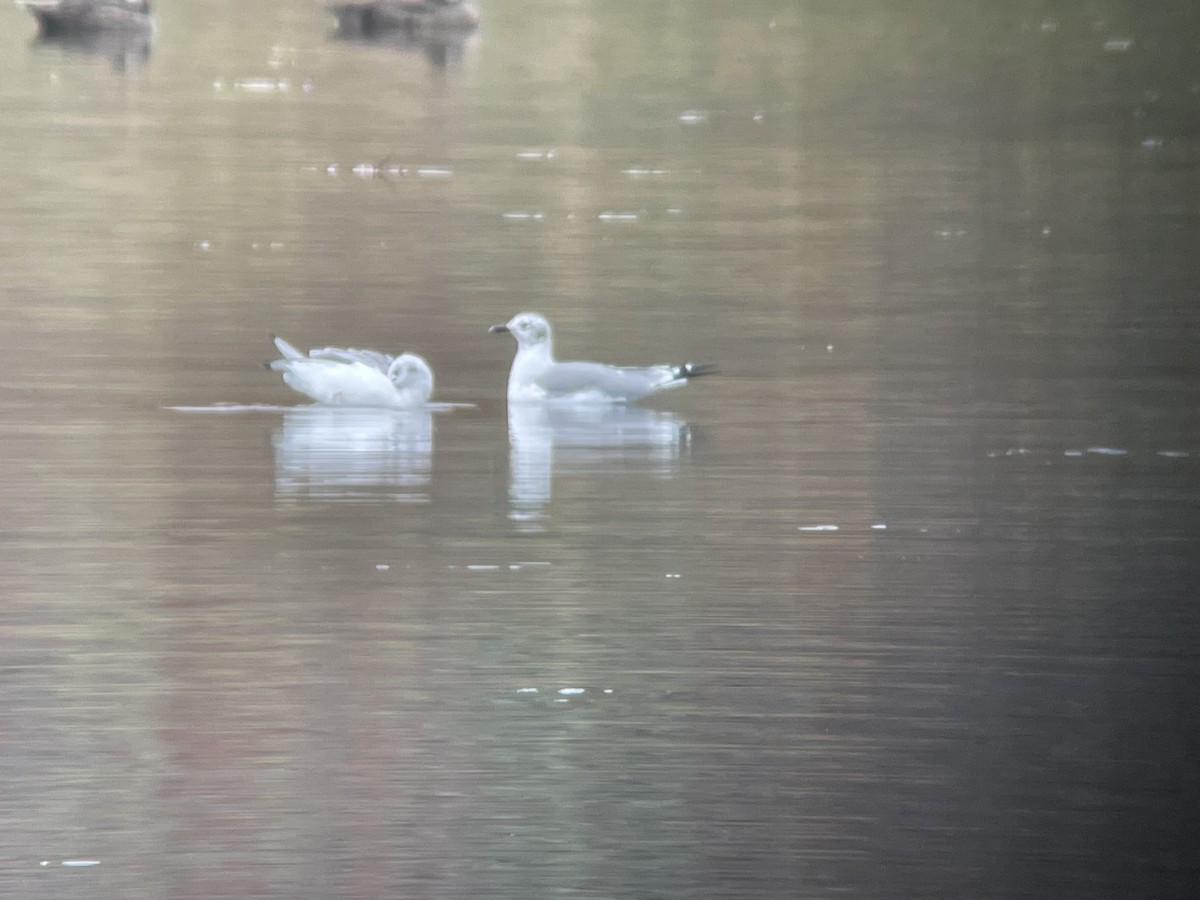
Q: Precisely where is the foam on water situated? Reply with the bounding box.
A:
[168,403,292,413]
[169,402,473,414]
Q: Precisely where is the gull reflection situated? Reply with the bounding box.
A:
[335,29,477,69]
[507,404,691,528]
[31,29,153,71]
[272,406,432,503]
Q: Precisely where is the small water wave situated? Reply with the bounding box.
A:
[511,686,616,703]
[448,561,552,572]
[986,446,1192,459]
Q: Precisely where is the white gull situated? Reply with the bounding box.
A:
[488,312,715,403]
[267,335,433,408]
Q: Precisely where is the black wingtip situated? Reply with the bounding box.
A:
[678,362,718,379]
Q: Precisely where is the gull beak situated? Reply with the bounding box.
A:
[488,324,509,334]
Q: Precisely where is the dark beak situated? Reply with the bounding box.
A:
[488,324,509,334]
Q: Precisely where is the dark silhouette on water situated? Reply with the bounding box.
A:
[19,0,154,36]
[329,0,480,37]
[329,0,479,67]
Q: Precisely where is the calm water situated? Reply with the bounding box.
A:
[2,2,1198,897]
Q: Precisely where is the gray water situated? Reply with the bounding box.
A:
[2,2,1199,898]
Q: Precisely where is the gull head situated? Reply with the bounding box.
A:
[387,353,434,398]
[489,312,552,349]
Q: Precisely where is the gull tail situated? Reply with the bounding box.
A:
[266,335,306,371]
[272,335,305,360]
[672,362,718,380]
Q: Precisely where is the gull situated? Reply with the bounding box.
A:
[330,0,480,37]
[266,336,433,409]
[18,0,155,36]
[489,312,715,404]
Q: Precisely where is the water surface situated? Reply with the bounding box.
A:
[1,2,1198,897]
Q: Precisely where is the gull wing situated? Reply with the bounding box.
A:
[537,361,676,400]
[307,347,396,373]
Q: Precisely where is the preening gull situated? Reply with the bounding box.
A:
[489,312,715,403]
[267,336,433,408]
